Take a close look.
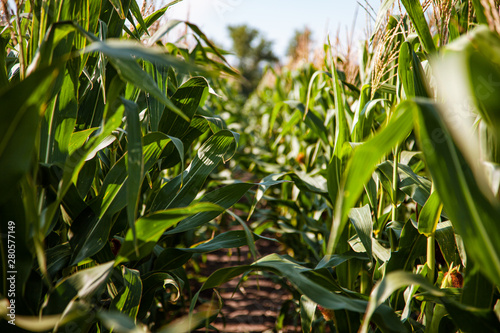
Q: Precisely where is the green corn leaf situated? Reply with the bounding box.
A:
[180,230,273,254]
[40,72,78,164]
[0,65,60,204]
[414,99,500,286]
[400,0,436,53]
[327,101,414,255]
[108,0,127,19]
[166,181,280,234]
[151,130,239,211]
[27,22,76,73]
[300,295,316,333]
[83,39,201,121]
[348,205,373,261]
[111,267,142,320]
[417,190,443,236]
[226,210,259,259]
[122,99,143,252]
[398,42,415,98]
[69,132,172,265]
[116,203,223,263]
[43,261,114,315]
[462,263,495,310]
[435,221,459,267]
[470,0,488,24]
[377,161,432,207]
[386,220,426,283]
[158,76,208,137]
[128,0,148,37]
[360,271,500,333]
[144,61,167,131]
[153,231,271,273]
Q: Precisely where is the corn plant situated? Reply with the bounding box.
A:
[199,1,500,332]
[0,0,286,331]
[3,0,500,332]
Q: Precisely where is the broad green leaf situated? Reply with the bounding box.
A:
[129,0,148,37]
[392,162,432,207]
[68,130,99,155]
[327,101,414,255]
[348,205,373,260]
[415,100,500,286]
[43,261,114,315]
[154,249,193,271]
[180,230,272,253]
[0,65,60,203]
[398,42,415,98]
[272,109,302,148]
[123,98,143,249]
[111,267,142,320]
[48,96,124,235]
[462,262,495,309]
[418,191,443,236]
[377,160,435,209]
[303,70,330,118]
[470,0,488,25]
[83,40,200,121]
[152,130,239,211]
[435,221,459,267]
[360,271,500,333]
[46,243,72,277]
[300,295,316,333]
[109,0,127,19]
[316,252,369,269]
[349,236,391,263]
[144,61,167,131]
[83,39,198,74]
[167,183,251,234]
[158,76,208,137]
[360,271,444,333]
[352,95,384,142]
[70,133,172,265]
[27,22,76,73]
[400,0,436,53]
[331,51,350,156]
[285,100,329,146]
[398,41,430,98]
[40,71,78,164]
[386,219,426,273]
[116,203,223,263]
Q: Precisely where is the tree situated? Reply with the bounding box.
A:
[228,25,278,95]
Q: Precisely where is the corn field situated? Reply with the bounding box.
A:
[1,0,500,332]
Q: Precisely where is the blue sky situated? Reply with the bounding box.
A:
[165,0,380,59]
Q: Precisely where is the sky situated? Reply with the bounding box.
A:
[163,0,380,60]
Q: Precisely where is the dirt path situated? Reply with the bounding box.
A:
[192,237,301,332]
